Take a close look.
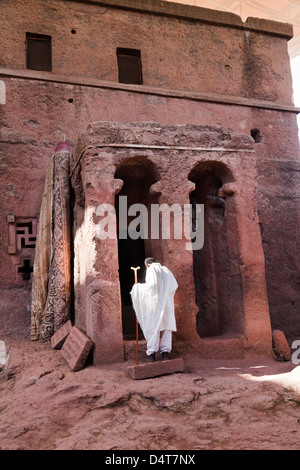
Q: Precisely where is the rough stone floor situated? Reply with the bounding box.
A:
[1,336,300,451]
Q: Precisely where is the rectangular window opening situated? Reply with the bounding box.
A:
[26,33,52,72]
[116,48,142,85]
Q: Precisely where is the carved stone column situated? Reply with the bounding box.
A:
[73,148,124,364]
[150,178,201,355]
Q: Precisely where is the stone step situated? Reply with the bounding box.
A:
[127,357,185,380]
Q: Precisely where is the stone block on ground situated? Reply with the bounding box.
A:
[127,357,185,380]
[51,320,73,349]
[61,326,93,371]
[272,329,291,361]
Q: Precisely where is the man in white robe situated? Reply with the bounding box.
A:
[130,258,178,361]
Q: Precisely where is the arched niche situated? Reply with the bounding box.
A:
[188,160,244,339]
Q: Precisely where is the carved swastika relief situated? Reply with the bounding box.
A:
[7,216,37,254]
[16,221,37,250]
[7,215,37,281]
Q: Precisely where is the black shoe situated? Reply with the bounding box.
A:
[161,352,170,360]
[147,353,155,362]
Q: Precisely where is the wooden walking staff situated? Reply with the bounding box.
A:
[131,266,140,365]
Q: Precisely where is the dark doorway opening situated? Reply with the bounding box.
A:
[115,157,160,340]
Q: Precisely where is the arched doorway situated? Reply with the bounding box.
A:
[114,157,160,340]
[189,161,244,338]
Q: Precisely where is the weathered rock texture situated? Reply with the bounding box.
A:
[1,337,300,450]
[272,329,292,361]
[127,357,185,380]
[0,0,299,360]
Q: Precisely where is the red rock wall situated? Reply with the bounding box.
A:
[0,0,299,348]
[0,0,294,103]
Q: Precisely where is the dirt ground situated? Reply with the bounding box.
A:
[1,335,300,451]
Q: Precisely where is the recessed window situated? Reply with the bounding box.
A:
[26,33,52,72]
[116,48,143,85]
[251,128,262,143]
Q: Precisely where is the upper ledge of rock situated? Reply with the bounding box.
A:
[73,0,293,39]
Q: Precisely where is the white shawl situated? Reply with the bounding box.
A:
[130,263,178,346]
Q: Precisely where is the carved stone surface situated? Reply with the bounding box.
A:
[127,357,185,380]
[61,326,93,371]
[272,329,291,361]
[51,320,73,349]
